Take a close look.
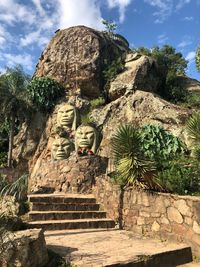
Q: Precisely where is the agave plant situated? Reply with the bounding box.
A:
[111,124,155,186]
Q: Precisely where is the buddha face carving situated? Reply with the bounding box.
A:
[75,125,99,155]
[51,137,72,160]
[57,104,79,130]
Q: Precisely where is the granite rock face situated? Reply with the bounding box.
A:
[91,90,191,158]
[0,229,48,267]
[34,26,129,99]
[108,54,165,101]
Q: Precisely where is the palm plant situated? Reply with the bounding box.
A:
[0,174,28,202]
[111,124,155,186]
[186,111,200,160]
[0,66,31,167]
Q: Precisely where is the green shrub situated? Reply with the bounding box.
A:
[90,97,105,109]
[140,124,186,166]
[111,124,155,186]
[0,152,7,167]
[103,57,124,83]
[27,77,64,112]
[156,158,200,195]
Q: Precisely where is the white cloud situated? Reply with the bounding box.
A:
[31,0,46,16]
[57,0,103,30]
[176,0,191,10]
[0,0,35,25]
[185,51,195,62]
[1,53,34,71]
[20,30,49,48]
[157,34,168,44]
[144,0,173,23]
[178,40,192,48]
[183,16,194,21]
[0,25,12,47]
[106,0,133,22]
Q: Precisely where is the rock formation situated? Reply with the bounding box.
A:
[108,54,165,101]
[12,26,194,181]
[0,229,48,267]
[34,26,129,98]
[91,90,191,158]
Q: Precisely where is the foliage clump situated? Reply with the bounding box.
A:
[156,158,200,195]
[90,97,105,108]
[103,57,125,84]
[140,124,186,164]
[110,123,200,195]
[27,77,65,112]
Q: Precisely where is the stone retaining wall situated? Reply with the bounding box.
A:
[93,176,200,256]
[30,155,108,194]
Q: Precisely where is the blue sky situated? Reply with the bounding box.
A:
[0,0,199,80]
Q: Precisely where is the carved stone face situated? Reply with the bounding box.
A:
[57,104,75,128]
[51,137,72,160]
[75,125,98,154]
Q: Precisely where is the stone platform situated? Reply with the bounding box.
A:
[45,229,193,267]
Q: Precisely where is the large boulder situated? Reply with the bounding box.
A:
[91,90,191,158]
[0,229,49,267]
[108,53,165,101]
[34,26,129,99]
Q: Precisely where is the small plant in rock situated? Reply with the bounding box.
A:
[90,97,105,109]
[103,57,125,83]
[111,124,155,186]
[27,77,65,112]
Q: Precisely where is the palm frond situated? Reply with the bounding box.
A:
[186,111,200,144]
[0,174,28,202]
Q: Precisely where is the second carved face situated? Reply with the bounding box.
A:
[75,125,98,154]
[51,137,72,160]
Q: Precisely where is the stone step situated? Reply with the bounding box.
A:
[29,211,107,221]
[28,218,115,231]
[31,203,100,212]
[28,194,96,204]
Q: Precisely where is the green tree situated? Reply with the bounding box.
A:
[196,45,200,72]
[0,66,31,167]
[102,19,117,33]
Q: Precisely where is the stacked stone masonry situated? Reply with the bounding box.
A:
[93,175,200,256]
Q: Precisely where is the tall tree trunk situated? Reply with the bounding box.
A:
[7,114,15,168]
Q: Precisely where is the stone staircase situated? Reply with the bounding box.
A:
[28,194,115,231]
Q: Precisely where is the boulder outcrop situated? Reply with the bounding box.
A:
[0,229,48,267]
[91,90,191,158]
[108,54,165,100]
[34,26,129,99]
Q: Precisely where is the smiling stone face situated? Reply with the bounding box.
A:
[57,104,76,129]
[51,137,72,160]
[75,125,99,154]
